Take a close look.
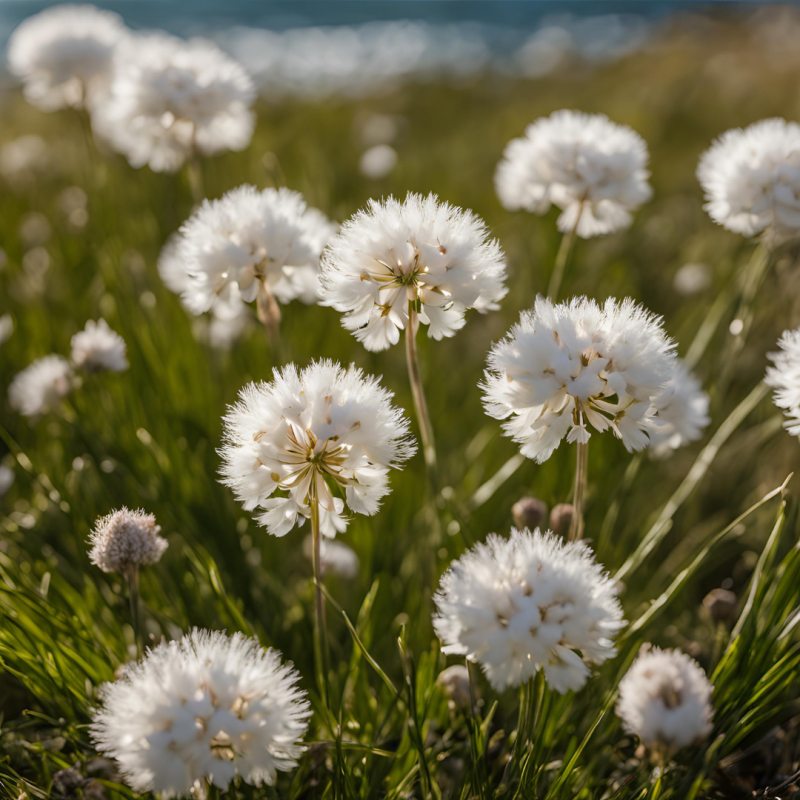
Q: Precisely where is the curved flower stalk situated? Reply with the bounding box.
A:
[91,630,310,798]
[495,110,652,299]
[321,192,507,478]
[482,295,675,538]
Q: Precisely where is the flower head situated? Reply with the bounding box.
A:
[320,192,507,352]
[169,185,336,316]
[220,360,415,537]
[648,361,710,458]
[766,325,800,438]
[495,110,652,238]
[88,507,168,574]
[91,629,310,798]
[616,646,714,752]
[482,296,676,463]
[697,118,800,238]
[433,528,624,693]
[92,34,255,173]
[9,355,74,417]
[71,318,128,372]
[8,4,128,112]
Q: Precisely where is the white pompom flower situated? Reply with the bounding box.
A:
[766,325,800,438]
[92,34,255,173]
[616,646,714,753]
[648,361,710,459]
[482,296,676,463]
[91,629,310,798]
[88,507,168,574]
[495,110,653,238]
[320,193,507,352]
[8,4,128,112]
[433,528,624,693]
[697,118,800,239]
[71,318,128,373]
[8,355,74,417]
[219,360,415,538]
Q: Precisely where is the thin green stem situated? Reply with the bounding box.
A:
[310,483,331,715]
[546,206,582,301]
[569,440,589,541]
[127,565,142,659]
[257,278,284,361]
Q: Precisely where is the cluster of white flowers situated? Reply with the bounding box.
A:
[433,528,624,693]
[616,647,714,752]
[92,34,255,173]
[7,4,128,112]
[8,355,74,417]
[220,360,415,537]
[766,326,800,438]
[495,110,653,238]
[697,118,800,238]
[482,296,676,463]
[88,508,168,574]
[91,630,310,798]
[321,193,507,351]
[71,318,129,373]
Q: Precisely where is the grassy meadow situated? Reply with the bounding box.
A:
[2,9,800,799]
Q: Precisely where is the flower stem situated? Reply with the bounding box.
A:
[405,301,438,489]
[568,440,589,541]
[546,206,583,301]
[310,483,330,715]
[185,155,205,205]
[127,565,142,659]
[257,278,283,361]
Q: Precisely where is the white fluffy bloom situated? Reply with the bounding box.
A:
[697,119,800,238]
[616,647,714,751]
[359,144,398,179]
[71,318,128,372]
[91,629,309,798]
[320,193,507,352]
[88,507,168,574]
[302,535,360,578]
[648,361,710,458]
[482,296,676,463]
[766,326,800,438]
[169,185,336,316]
[220,360,415,538]
[495,110,653,238]
[8,4,127,112]
[433,529,624,693]
[92,34,255,173]
[8,355,74,417]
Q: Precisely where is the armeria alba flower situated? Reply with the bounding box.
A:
[92,34,255,173]
[766,325,800,437]
[616,647,714,752]
[169,185,336,316]
[8,4,128,112]
[648,361,710,458]
[88,507,168,574]
[91,629,310,798]
[8,355,74,417]
[71,318,128,373]
[482,296,676,463]
[220,360,415,537]
[320,192,507,352]
[433,528,624,693]
[495,110,653,238]
[697,119,800,238]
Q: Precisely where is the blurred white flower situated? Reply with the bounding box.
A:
[433,528,624,693]
[482,296,675,463]
[648,361,710,458]
[91,629,309,798]
[495,110,653,238]
[9,355,74,417]
[321,193,507,351]
[0,465,14,497]
[359,144,398,179]
[8,4,127,112]
[220,360,415,537]
[0,314,14,347]
[616,647,714,752]
[358,113,400,146]
[88,507,168,574]
[302,534,360,578]
[0,135,52,186]
[766,325,800,438]
[92,34,255,173]
[673,262,712,296]
[437,664,472,708]
[71,318,128,373]
[697,118,800,238]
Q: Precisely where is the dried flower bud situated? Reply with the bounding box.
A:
[549,503,575,538]
[88,507,168,574]
[702,588,737,622]
[511,496,548,531]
